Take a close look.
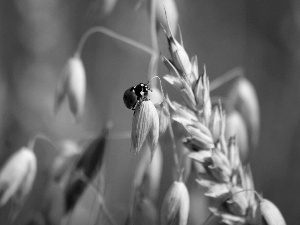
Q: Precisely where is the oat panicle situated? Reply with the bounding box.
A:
[158,14,284,224]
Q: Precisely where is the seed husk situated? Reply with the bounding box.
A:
[64,124,110,213]
[161,181,190,225]
[258,199,286,225]
[132,100,159,159]
[0,147,37,206]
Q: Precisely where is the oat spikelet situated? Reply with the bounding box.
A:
[229,77,260,150]
[155,100,170,136]
[161,181,190,225]
[55,55,86,121]
[64,124,110,213]
[147,0,178,35]
[209,105,222,143]
[164,21,192,80]
[258,199,286,225]
[0,147,37,206]
[131,100,159,158]
[134,144,163,201]
[51,139,81,182]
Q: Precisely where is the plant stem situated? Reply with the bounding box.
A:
[27,132,59,152]
[148,0,159,82]
[128,188,137,225]
[168,117,181,180]
[202,212,215,225]
[148,75,165,97]
[109,131,131,140]
[210,67,243,91]
[74,26,157,58]
[79,173,117,225]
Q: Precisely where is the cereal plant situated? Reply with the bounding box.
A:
[0,1,290,225]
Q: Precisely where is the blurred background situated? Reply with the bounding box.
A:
[0,0,299,224]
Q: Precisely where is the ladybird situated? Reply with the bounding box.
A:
[123,83,151,110]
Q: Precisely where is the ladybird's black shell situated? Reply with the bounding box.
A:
[123,88,137,109]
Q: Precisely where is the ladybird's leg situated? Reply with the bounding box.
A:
[132,101,137,111]
[135,100,143,111]
[142,96,149,101]
[136,99,145,109]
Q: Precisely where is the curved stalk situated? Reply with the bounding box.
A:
[148,75,165,97]
[147,0,159,82]
[27,132,59,152]
[75,26,157,58]
[210,67,243,91]
[168,117,181,180]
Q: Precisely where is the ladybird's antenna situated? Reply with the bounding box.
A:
[148,76,165,98]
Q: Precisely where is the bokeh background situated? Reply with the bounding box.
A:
[0,0,299,224]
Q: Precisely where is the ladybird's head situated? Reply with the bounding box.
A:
[123,88,138,109]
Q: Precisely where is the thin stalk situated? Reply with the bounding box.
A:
[74,26,157,58]
[27,132,59,152]
[128,188,137,225]
[66,212,73,225]
[148,75,165,97]
[210,67,243,91]
[93,206,102,225]
[109,131,131,140]
[168,117,181,180]
[148,0,159,82]
[202,212,215,225]
[79,172,117,225]
[238,165,246,190]
[231,189,261,201]
[128,160,141,225]
[88,178,99,225]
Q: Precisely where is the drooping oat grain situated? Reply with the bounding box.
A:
[131,100,159,159]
